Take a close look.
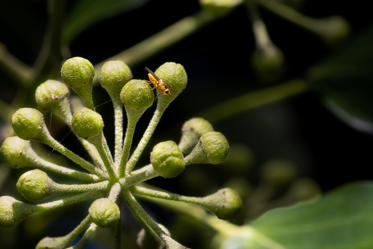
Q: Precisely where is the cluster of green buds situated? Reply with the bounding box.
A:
[0,57,241,248]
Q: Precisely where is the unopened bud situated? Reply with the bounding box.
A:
[151,141,185,178]
[16,169,52,202]
[179,117,214,155]
[201,188,242,219]
[89,198,120,227]
[12,108,45,140]
[154,62,187,110]
[0,196,35,227]
[120,79,154,121]
[100,60,132,98]
[61,57,95,108]
[185,131,229,165]
[71,107,104,139]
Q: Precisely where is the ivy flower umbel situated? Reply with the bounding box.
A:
[0,57,241,249]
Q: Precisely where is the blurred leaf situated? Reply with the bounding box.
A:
[63,0,150,43]
[308,24,373,133]
[221,182,373,249]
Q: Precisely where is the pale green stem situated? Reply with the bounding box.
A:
[125,108,165,175]
[102,134,115,169]
[118,114,138,177]
[122,190,168,245]
[132,185,206,207]
[35,191,102,212]
[53,180,109,193]
[120,164,159,189]
[201,79,308,123]
[0,43,33,87]
[94,10,217,72]
[69,223,98,249]
[137,194,240,237]
[50,215,92,248]
[113,97,123,167]
[89,133,117,180]
[29,151,101,182]
[79,138,106,171]
[108,182,122,202]
[255,0,325,33]
[143,197,285,249]
[248,3,273,48]
[40,129,107,178]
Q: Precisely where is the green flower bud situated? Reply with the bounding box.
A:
[200,188,242,219]
[89,198,120,227]
[100,60,133,98]
[12,108,45,140]
[154,62,187,110]
[185,131,229,165]
[36,237,66,249]
[120,79,154,120]
[61,57,95,108]
[0,196,34,227]
[251,45,285,82]
[16,169,52,202]
[150,141,185,178]
[0,136,33,168]
[261,159,297,187]
[179,117,214,155]
[35,80,69,112]
[199,0,241,17]
[71,107,104,139]
[316,16,350,46]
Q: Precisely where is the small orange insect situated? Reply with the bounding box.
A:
[145,67,171,95]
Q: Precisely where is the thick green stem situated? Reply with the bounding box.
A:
[248,3,272,48]
[70,223,98,249]
[47,215,91,248]
[113,98,123,166]
[138,195,240,237]
[125,108,165,175]
[94,10,216,72]
[120,164,159,189]
[201,79,308,123]
[108,182,122,202]
[122,191,167,244]
[53,180,109,193]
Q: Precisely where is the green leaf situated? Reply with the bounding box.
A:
[308,25,373,133]
[62,0,150,44]
[221,182,373,249]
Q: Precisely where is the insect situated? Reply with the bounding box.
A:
[145,67,171,95]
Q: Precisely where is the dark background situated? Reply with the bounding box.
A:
[1,0,373,248]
